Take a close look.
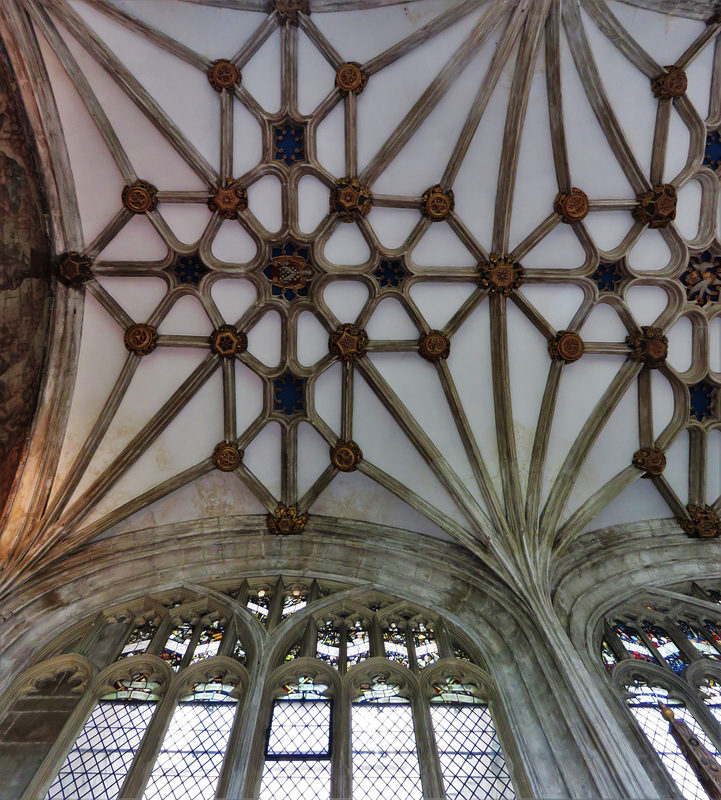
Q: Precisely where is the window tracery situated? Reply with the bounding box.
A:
[1,578,518,800]
[601,581,721,799]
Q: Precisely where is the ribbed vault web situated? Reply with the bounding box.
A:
[1,0,720,596]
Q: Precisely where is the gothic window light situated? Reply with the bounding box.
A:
[351,675,423,800]
[2,581,519,800]
[602,584,721,799]
[46,672,163,800]
[142,675,241,800]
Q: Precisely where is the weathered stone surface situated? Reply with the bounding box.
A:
[0,49,52,515]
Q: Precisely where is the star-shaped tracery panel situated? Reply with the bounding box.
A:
[1,0,721,596]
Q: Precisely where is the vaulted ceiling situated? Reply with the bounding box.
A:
[1,0,719,599]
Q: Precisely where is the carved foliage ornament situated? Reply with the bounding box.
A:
[336,63,368,95]
[331,440,362,472]
[418,330,451,362]
[679,505,721,539]
[212,441,243,472]
[329,323,368,362]
[122,180,158,214]
[208,182,248,219]
[626,326,668,368]
[632,447,667,477]
[275,0,309,25]
[477,254,525,296]
[124,323,158,356]
[210,325,247,358]
[633,184,677,229]
[58,252,93,287]
[548,331,584,363]
[651,66,688,100]
[331,177,373,222]
[208,59,241,92]
[421,185,455,221]
[554,188,589,223]
[268,503,308,534]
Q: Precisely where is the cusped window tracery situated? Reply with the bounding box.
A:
[601,581,721,800]
[1,579,517,800]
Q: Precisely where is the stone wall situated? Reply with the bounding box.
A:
[0,41,52,515]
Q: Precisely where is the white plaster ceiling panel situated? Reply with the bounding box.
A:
[5,0,721,583]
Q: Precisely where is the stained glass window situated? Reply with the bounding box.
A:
[161,620,195,671]
[677,620,721,660]
[706,589,721,605]
[612,622,657,663]
[431,704,516,800]
[142,679,237,800]
[346,618,370,671]
[316,621,341,668]
[453,643,473,662]
[626,682,718,800]
[601,640,618,671]
[190,619,224,664]
[232,638,246,664]
[352,679,422,800]
[705,621,721,647]
[247,589,272,624]
[260,678,331,800]
[383,621,410,667]
[641,623,690,674]
[411,621,439,669]
[116,620,157,661]
[45,676,160,800]
[699,679,721,727]
[284,640,302,662]
[281,588,308,619]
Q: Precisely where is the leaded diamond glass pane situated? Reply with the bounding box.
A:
[267,700,330,757]
[431,705,515,800]
[627,684,719,800]
[352,704,423,800]
[142,701,236,800]
[259,760,331,800]
[45,701,155,800]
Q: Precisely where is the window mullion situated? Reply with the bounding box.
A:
[146,614,173,658]
[369,615,384,658]
[266,577,285,632]
[332,689,351,800]
[411,694,446,800]
[216,663,269,800]
[301,616,317,657]
[405,621,419,674]
[116,692,177,800]
[339,621,348,677]
[636,625,667,669]
[434,619,454,660]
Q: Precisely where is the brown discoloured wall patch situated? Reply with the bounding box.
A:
[0,43,52,516]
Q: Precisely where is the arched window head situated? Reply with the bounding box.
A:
[45,669,165,800]
[602,585,721,799]
[624,680,720,800]
[428,673,516,799]
[351,674,422,800]
[260,673,333,800]
[143,669,243,800]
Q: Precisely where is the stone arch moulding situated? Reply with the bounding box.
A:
[0,0,86,564]
[0,518,689,799]
[554,520,721,799]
